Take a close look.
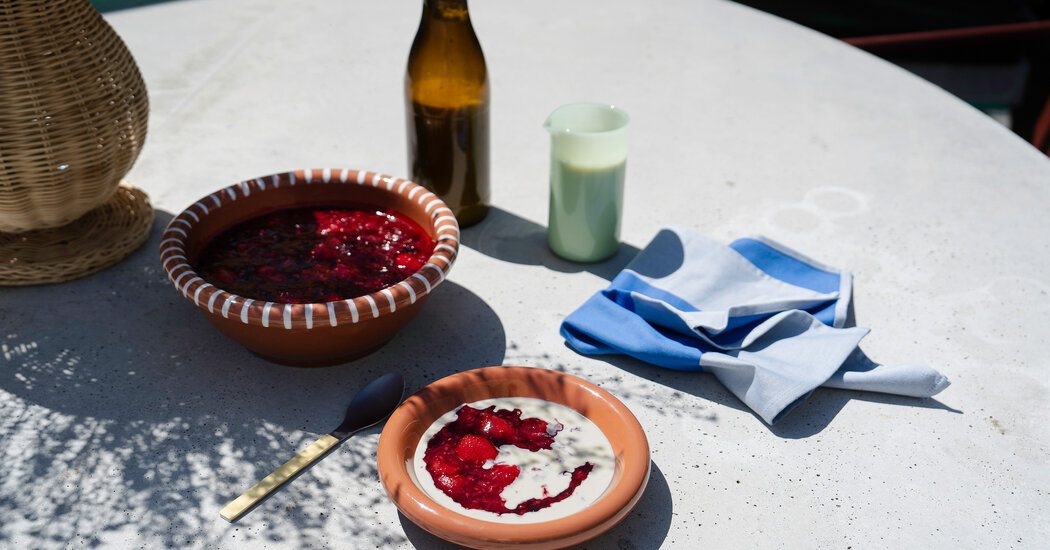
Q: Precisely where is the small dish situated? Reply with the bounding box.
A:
[377,366,649,549]
[159,169,458,366]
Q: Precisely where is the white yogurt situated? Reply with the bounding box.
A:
[412,397,616,524]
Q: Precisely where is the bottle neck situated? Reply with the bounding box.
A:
[423,0,470,21]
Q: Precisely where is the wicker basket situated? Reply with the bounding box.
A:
[0,181,153,285]
[0,0,149,233]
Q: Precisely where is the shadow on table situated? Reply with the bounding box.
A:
[596,351,961,439]
[398,461,672,549]
[769,387,963,439]
[0,209,508,548]
[459,206,642,282]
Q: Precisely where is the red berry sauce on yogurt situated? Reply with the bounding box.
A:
[414,397,615,523]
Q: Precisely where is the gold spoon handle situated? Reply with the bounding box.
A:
[219,434,340,522]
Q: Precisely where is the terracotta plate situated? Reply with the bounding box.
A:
[378,366,650,549]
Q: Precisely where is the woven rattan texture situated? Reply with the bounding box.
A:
[0,182,152,285]
[0,0,149,233]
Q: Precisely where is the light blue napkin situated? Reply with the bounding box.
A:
[560,226,950,424]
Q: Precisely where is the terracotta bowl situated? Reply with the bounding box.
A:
[378,366,650,549]
[159,169,458,366]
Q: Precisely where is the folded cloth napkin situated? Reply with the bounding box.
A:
[560,226,950,424]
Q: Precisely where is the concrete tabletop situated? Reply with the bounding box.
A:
[2,0,1048,548]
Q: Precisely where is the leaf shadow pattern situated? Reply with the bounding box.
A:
[397,461,673,549]
[0,210,507,548]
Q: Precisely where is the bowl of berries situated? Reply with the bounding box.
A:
[159,169,458,366]
[377,366,650,549]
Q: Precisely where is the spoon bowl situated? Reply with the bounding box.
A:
[332,372,406,439]
[220,372,405,522]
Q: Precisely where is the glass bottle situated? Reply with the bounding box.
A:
[405,0,490,227]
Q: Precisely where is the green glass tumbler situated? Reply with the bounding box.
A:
[544,103,629,263]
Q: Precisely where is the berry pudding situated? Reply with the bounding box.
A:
[195,206,435,303]
[412,397,615,524]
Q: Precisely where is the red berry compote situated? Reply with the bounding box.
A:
[195,206,434,303]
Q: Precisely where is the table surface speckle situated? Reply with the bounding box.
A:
[2,0,1048,548]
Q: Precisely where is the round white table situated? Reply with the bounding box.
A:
[2,0,1048,547]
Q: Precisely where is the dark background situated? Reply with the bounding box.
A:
[733,0,1050,145]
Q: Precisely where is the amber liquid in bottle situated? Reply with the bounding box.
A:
[405,0,490,227]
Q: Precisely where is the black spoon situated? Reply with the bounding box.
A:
[219,372,405,522]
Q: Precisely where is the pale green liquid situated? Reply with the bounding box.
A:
[548,160,625,262]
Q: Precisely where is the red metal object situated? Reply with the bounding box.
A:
[843,20,1050,54]
[1033,96,1050,154]
[843,20,1050,154]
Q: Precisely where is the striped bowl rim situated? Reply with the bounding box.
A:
[159,169,459,330]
